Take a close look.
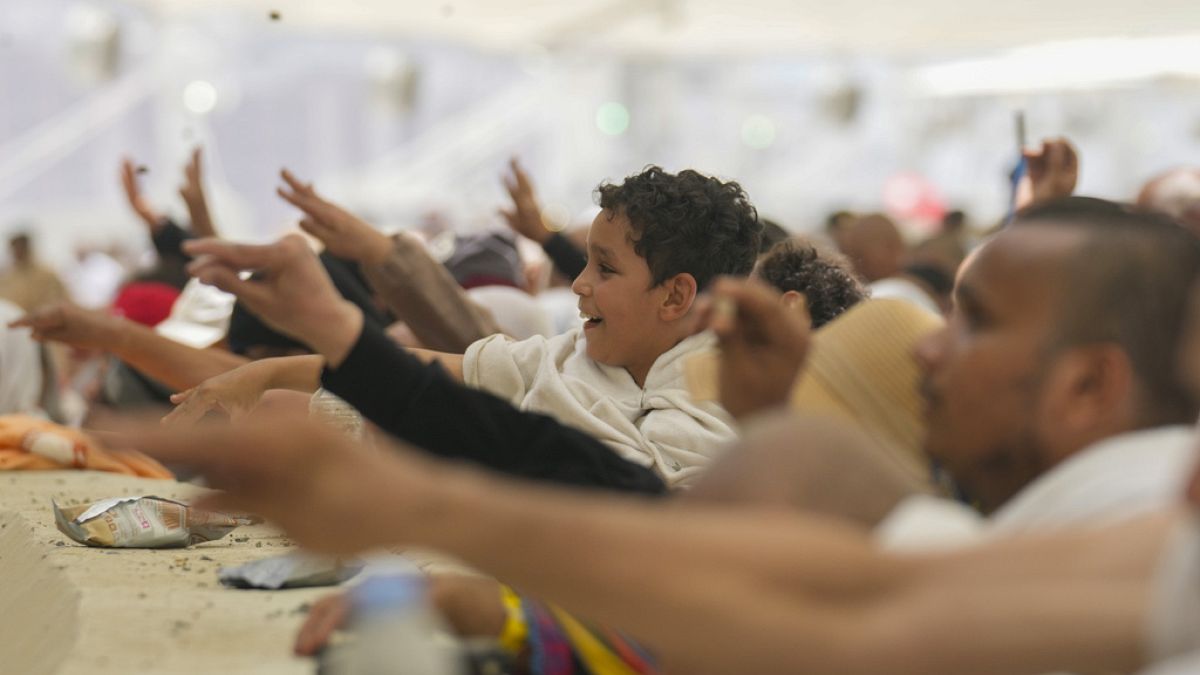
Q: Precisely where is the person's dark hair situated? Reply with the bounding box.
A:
[904,263,954,297]
[595,166,761,290]
[758,218,790,254]
[753,238,867,328]
[1015,196,1200,425]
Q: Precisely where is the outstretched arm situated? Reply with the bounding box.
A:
[10,304,247,392]
[275,169,500,351]
[132,414,1174,675]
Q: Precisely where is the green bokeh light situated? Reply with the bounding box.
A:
[596,102,630,136]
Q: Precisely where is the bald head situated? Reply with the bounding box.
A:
[843,213,905,282]
[1138,168,1200,235]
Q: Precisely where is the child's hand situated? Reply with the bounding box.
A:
[703,277,811,420]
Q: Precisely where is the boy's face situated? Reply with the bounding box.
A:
[572,210,677,384]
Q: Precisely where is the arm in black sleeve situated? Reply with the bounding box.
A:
[541,232,588,281]
[320,325,666,495]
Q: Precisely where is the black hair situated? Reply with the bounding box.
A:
[595,166,761,290]
[1015,196,1200,425]
[758,218,790,254]
[753,238,867,328]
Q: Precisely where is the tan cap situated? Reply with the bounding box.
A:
[790,299,943,483]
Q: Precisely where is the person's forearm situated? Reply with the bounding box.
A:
[876,515,1174,675]
[397,464,1173,675]
[401,467,893,674]
[361,235,500,352]
[260,354,325,393]
[109,321,248,391]
[185,195,217,239]
[408,348,464,381]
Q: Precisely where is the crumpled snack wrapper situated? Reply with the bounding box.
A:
[218,551,363,590]
[53,496,254,548]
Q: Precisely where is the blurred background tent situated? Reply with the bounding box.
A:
[2,0,1199,268]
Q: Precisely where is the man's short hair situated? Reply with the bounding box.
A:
[595,166,761,290]
[1015,196,1200,425]
[754,238,867,328]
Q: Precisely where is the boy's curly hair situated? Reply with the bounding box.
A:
[595,167,761,290]
[754,238,867,328]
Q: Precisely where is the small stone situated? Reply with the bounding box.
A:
[54,541,65,547]
[135,166,148,175]
[255,542,263,548]
[268,10,281,20]
[199,555,214,561]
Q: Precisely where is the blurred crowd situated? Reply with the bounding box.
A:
[4,132,1200,674]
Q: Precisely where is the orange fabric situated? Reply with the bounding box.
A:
[0,415,173,479]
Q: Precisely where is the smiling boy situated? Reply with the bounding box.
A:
[172,166,761,488]
[463,167,762,486]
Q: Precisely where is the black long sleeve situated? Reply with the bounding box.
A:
[320,326,666,495]
[541,232,588,281]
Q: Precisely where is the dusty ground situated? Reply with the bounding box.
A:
[0,471,335,675]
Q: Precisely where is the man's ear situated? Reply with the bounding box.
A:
[659,273,699,321]
[1038,345,1136,462]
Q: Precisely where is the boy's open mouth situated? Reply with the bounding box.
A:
[580,311,603,328]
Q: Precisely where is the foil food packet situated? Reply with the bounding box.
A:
[218,551,363,590]
[53,496,254,548]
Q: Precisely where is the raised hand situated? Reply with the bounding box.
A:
[183,235,363,366]
[179,147,217,239]
[8,303,126,352]
[703,277,812,420]
[499,158,552,244]
[120,157,163,230]
[1022,137,1079,208]
[276,169,392,265]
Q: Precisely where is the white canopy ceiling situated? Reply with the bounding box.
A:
[129,0,1200,57]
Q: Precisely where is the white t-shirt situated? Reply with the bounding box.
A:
[463,328,736,488]
[869,277,941,316]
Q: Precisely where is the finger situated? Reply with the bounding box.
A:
[510,159,533,193]
[297,216,334,240]
[9,307,63,331]
[161,395,214,428]
[191,266,273,309]
[280,169,314,196]
[190,491,261,519]
[183,238,279,270]
[497,209,518,228]
[168,388,195,405]
[710,277,796,342]
[295,594,350,655]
